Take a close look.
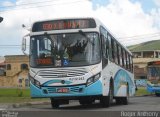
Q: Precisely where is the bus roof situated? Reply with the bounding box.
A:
[31,17,132,55]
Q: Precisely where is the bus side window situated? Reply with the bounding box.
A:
[130,55,133,72]
[121,47,124,67]
[117,44,120,65]
[101,35,109,59]
[100,26,109,59]
[111,38,115,62]
[125,52,128,69]
[128,55,131,71]
[118,45,122,66]
[107,35,112,61]
[123,50,126,68]
[114,41,118,64]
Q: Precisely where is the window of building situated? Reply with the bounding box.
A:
[21,64,28,70]
[6,64,11,70]
[25,79,29,87]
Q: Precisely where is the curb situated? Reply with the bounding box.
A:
[10,101,50,108]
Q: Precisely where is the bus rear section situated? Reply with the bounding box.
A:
[147,61,160,96]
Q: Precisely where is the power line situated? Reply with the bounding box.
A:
[0,0,60,9]
[118,35,160,42]
[0,0,88,13]
[118,32,160,40]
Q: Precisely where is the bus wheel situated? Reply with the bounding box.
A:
[51,98,59,109]
[155,93,160,97]
[100,87,113,107]
[123,85,129,105]
[115,85,129,105]
[115,97,122,105]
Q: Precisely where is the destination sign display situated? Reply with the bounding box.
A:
[32,18,96,32]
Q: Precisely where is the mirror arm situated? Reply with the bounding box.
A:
[22,33,30,56]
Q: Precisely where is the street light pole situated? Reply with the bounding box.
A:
[0,17,3,23]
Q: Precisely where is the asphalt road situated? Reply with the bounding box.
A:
[1,96,160,117]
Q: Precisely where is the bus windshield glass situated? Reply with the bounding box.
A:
[148,66,160,82]
[30,32,100,67]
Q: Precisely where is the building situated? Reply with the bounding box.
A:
[0,62,6,76]
[132,50,160,87]
[0,56,5,76]
[0,55,29,88]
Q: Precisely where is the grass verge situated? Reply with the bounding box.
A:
[0,87,151,103]
[135,87,151,96]
[0,88,49,103]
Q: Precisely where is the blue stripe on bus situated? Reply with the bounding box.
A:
[30,80,102,97]
[42,79,72,86]
[114,69,134,96]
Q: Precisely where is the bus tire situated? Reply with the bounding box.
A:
[115,85,129,105]
[100,86,113,107]
[123,85,129,105]
[51,98,59,109]
[100,96,110,107]
[115,98,122,105]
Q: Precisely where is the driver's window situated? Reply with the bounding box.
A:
[100,26,108,59]
[38,38,52,58]
[44,38,51,51]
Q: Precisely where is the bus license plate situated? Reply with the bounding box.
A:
[57,88,69,93]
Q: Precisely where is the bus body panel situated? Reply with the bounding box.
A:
[22,17,135,106]
[30,79,102,98]
[101,62,135,97]
[29,63,103,98]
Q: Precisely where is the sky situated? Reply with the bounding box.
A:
[0,0,160,56]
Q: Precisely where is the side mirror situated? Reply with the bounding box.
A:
[22,34,29,56]
[0,17,3,23]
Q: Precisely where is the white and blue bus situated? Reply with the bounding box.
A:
[22,17,135,108]
[147,61,160,96]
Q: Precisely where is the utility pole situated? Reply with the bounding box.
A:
[0,16,3,23]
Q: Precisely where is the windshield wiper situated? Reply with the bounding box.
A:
[78,30,95,46]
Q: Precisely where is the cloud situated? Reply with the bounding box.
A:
[153,0,160,6]
[0,0,160,55]
[1,1,15,7]
[93,0,159,45]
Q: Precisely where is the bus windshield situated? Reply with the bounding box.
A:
[30,32,100,67]
[148,66,160,83]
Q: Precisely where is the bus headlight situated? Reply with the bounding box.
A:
[86,73,101,87]
[29,75,41,88]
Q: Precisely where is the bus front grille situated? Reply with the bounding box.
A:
[37,68,87,78]
[44,86,84,94]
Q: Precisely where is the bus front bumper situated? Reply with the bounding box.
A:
[30,80,102,98]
